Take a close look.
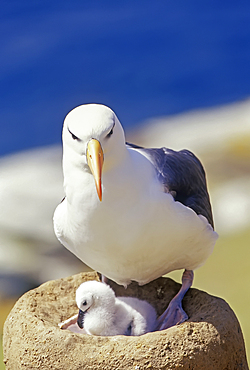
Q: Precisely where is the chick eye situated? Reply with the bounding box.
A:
[82,300,87,306]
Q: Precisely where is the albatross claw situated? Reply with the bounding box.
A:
[156,298,189,330]
[156,269,193,331]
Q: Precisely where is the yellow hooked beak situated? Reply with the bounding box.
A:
[87,139,104,201]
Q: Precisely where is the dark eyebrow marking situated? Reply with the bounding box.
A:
[67,126,81,141]
[106,122,115,138]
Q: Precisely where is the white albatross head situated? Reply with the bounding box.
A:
[75,280,116,329]
[62,104,126,201]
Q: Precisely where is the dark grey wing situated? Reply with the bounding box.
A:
[126,142,214,228]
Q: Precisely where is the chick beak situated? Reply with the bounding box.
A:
[77,309,85,329]
[87,139,104,201]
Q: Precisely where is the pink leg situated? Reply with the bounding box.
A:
[59,314,86,334]
[101,274,109,284]
[156,269,194,331]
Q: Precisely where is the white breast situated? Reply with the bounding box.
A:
[54,149,218,287]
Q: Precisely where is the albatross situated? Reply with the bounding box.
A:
[54,103,218,330]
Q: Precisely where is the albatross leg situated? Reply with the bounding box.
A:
[97,272,109,284]
[156,269,194,331]
[101,274,109,284]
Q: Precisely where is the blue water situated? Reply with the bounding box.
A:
[1,1,250,156]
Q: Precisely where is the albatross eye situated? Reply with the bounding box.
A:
[82,300,87,306]
[68,127,80,141]
[106,127,114,138]
[71,132,79,140]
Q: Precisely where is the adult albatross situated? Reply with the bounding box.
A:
[54,103,218,330]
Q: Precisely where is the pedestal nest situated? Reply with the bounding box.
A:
[3,271,248,370]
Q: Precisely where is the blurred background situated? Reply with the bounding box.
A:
[1,1,250,367]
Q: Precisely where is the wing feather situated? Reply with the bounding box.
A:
[126,143,214,228]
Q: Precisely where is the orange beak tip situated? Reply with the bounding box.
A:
[97,185,102,202]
